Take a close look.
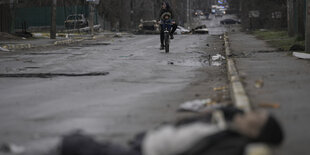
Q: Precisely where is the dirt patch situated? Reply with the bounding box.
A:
[0,32,21,41]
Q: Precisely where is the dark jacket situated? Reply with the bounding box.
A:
[159,2,178,23]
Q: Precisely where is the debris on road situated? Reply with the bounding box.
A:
[255,79,264,88]
[258,103,280,109]
[212,54,225,61]
[114,33,123,38]
[0,47,10,52]
[167,61,174,65]
[293,52,310,59]
[178,98,221,112]
[213,86,227,91]
[211,61,223,66]
[120,54,134,58]
[0,143,26,154]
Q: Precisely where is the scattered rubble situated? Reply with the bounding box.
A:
[212,54,225,61]
[213,86,227,91]
[178,98,222,112]
[258,103,280,109]
[255,79,264,88]
[114,33,123,38]
[0,47,10,52]
[167,61,174,65]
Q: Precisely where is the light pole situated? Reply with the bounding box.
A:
[187,0,191,28]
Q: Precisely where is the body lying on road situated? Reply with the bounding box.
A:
[57,106,284,155]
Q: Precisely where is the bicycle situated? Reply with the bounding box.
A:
[162,19,172,53]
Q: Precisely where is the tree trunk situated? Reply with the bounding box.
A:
[287,0,294,37]
[119,0,131,31]
[297,0,306,39]
[50,0,57,39]
[306,0,310,53]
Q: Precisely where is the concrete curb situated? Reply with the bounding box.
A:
[54,38,84,46]
[224,33,252,112]
[1,43,33,50]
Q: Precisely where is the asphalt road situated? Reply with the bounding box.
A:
[0,17,230,154]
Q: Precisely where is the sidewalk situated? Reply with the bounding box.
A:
[0,32,113,51]
[228,29,310,154]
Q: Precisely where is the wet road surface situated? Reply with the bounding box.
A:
[0,16,230,154]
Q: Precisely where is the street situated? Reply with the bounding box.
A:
[1,0,310,154]
[0,16,230,154]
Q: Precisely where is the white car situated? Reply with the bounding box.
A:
[175,26,190,35]
[192,25,209,34]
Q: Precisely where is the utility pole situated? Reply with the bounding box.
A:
[306,0,310,53]
[186,0,192,28]
[50,0,57,39]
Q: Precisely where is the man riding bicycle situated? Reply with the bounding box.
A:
[159,1,177,50]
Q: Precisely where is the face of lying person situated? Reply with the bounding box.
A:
[232,110,268,138]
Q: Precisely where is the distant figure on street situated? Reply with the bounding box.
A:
[158,1,178,50]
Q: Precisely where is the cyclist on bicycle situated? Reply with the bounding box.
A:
[159,1,177,50]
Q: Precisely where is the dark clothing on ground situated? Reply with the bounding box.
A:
[178,130,248,155]
[60,130,248,155]
[60,132,140,155]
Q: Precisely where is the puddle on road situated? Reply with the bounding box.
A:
[159,59,223,67]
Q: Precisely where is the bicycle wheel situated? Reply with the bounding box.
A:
[164,33,170,53]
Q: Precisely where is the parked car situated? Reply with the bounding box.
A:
[194,10,204,16]
[138,20,160,34]
[175,26,190,35]
[214,10,224,18]
[192,25,209,34]
[220,19,241,25]
[64,14,88,29]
